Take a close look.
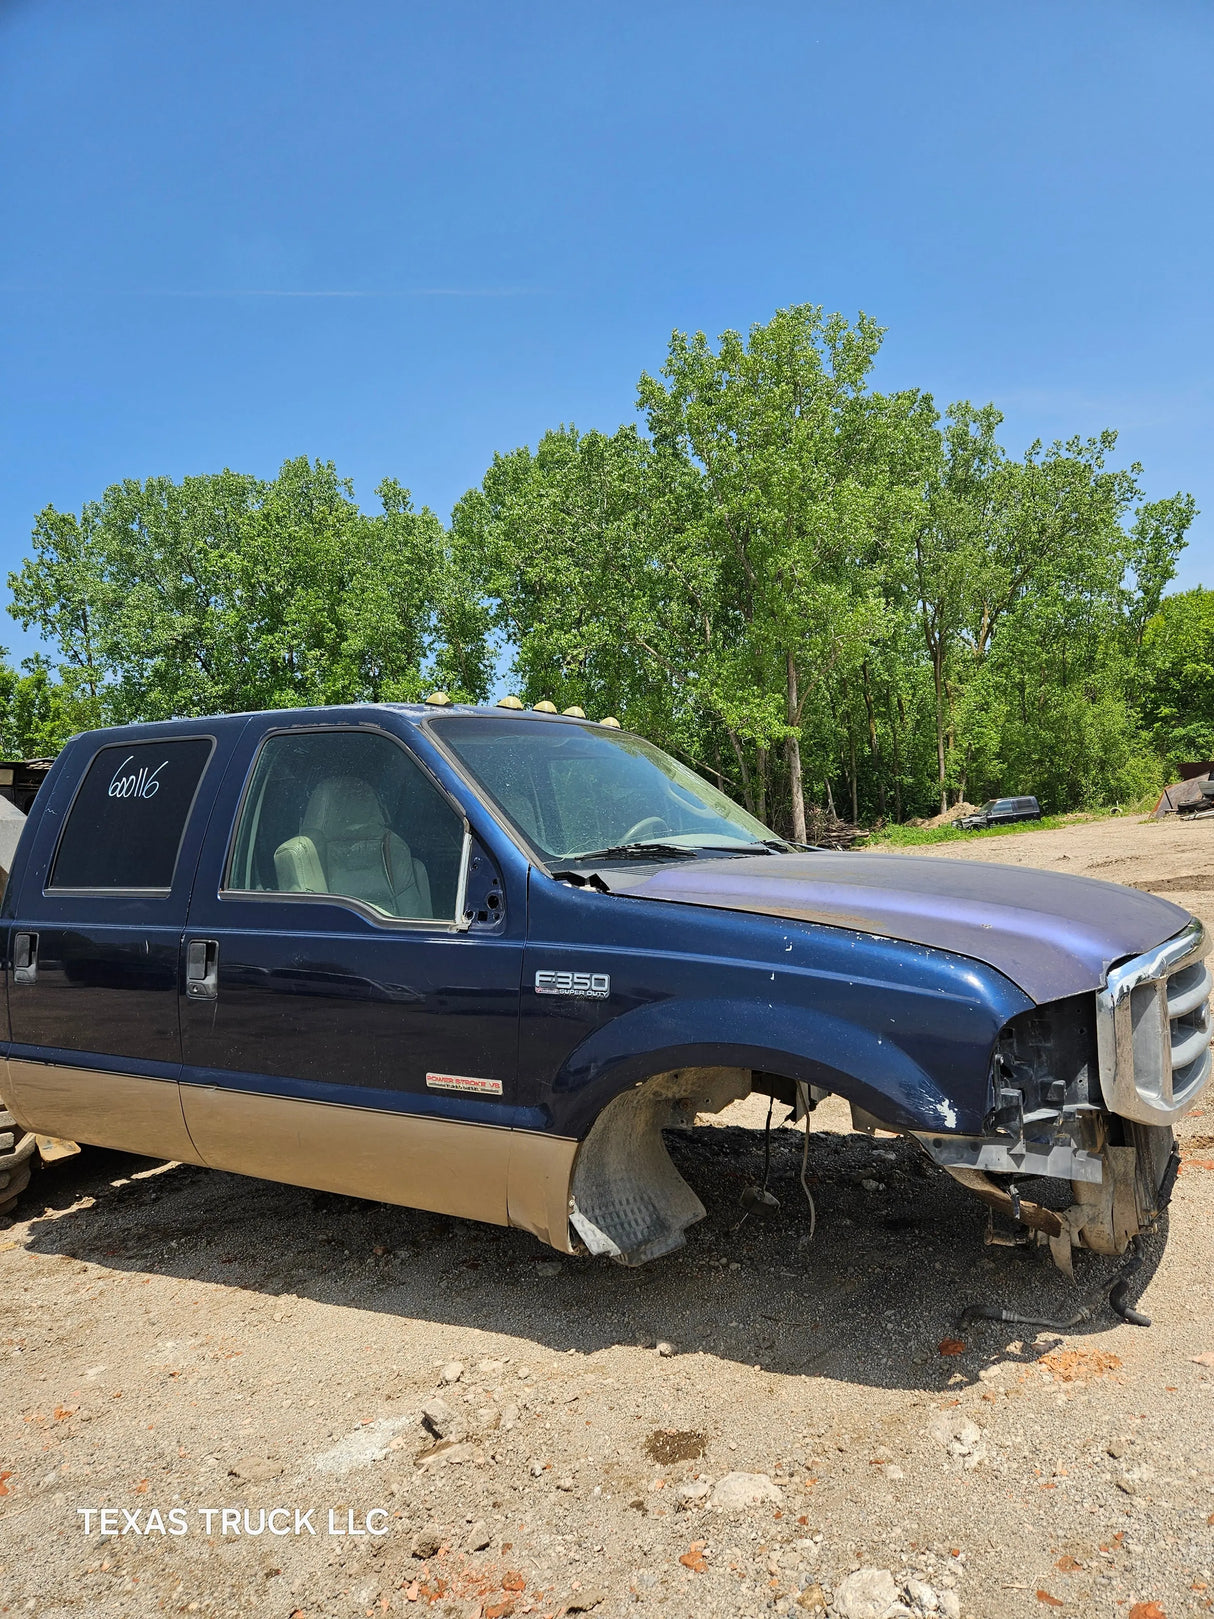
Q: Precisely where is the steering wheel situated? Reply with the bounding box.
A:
[620,815,670,843]
[668,782,718,820]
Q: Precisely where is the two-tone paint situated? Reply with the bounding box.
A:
[0,703,1200,1259]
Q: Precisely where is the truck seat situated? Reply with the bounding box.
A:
[273,776,433,918]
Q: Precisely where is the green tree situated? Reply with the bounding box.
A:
[1139,587,1214,765]
[905,409,1163,811]
[452,425,674,730]
[1124,493,1197,648]
[637,305,932,839]
[9,458,486,722]
[0,655,102,757]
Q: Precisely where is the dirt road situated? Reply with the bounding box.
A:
[2,816,1213,1619]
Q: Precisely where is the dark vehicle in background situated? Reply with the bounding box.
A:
[0,703,1207,1277]
[956,795,1042,831]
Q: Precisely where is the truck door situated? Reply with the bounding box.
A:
[178,721,525,1224]
[4,730,222,1160]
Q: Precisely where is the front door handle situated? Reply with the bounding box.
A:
[185,938,219,1001]
[12,931,37,986]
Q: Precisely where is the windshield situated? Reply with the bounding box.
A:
[431,717,780,862]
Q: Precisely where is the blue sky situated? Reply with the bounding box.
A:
[2,0,1212,666]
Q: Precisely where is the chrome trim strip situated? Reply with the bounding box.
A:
[1166,961,1213,1019]
[1103,916,1208,1003]
[1171,1021,1211,1071]
[454,825,473,932]
[1096,918,1212,1125]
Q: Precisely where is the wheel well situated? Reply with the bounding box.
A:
[567,1065,749,1266]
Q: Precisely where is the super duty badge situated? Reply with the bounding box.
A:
[535,969,611,999]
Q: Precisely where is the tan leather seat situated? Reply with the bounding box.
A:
[273,776,433,919]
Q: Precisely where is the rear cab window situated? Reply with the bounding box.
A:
[49,738,215,892]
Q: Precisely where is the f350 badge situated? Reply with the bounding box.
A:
[534,969,611,999]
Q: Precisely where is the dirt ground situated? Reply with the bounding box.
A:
[2,814,1213,1619]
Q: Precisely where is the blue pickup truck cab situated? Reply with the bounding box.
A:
[1,701,1209,1272]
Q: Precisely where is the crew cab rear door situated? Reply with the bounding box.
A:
[4,725,229,1159]
[176,717,525,1222]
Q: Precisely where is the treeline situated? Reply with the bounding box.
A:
[5,305,1210,834]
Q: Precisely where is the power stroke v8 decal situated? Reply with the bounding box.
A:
[534,970,611,999]
[426,1073,504,1095]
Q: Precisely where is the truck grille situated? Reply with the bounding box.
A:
[1096,917,1212,1126]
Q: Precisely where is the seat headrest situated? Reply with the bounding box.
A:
[302,777,388,841]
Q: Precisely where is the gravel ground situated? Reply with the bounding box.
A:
[2,814,1213,1619]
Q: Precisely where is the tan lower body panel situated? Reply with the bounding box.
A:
[3,1056,581,1247]
[3,1058,205,1166]
[507,1127,578,1253]
[182,1085,518,1226]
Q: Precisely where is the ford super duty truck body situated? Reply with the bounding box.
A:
[1,704,1207,1270]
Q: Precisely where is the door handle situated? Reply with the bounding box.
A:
[12,931,37,986]
[185,938,219,1001]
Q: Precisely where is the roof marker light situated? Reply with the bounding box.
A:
[496,695,525,710]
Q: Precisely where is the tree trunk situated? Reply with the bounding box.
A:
[945,680,957,809]
[861,661,885,819]
[932,648,947,814]
[890,699,903,823]
[847,728,858,824]
[756,745,769,826]
[785,651,807,843]
[727,731,755,815]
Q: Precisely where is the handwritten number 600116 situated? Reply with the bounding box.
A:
[107,756,167,801]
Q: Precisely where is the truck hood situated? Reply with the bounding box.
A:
[606,850,1192,1003]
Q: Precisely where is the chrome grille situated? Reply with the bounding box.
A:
[1096,917,1212,1126]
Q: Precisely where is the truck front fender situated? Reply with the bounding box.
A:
[549,993,992,1139]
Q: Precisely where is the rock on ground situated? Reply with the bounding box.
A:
[833,1566,900,1619]
[708,1470,783,1510]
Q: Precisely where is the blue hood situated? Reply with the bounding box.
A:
[610,849,1192,1003]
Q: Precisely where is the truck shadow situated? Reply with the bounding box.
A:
[17,1120,1167,1392]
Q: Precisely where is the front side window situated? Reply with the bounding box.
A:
[226,730,464,921]
[50,737,214,891]
[432,717,779,863]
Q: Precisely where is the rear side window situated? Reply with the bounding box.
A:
[50,738,214,892]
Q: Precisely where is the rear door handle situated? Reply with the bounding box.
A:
[12,931,37,986]
[185,938,219,1001]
